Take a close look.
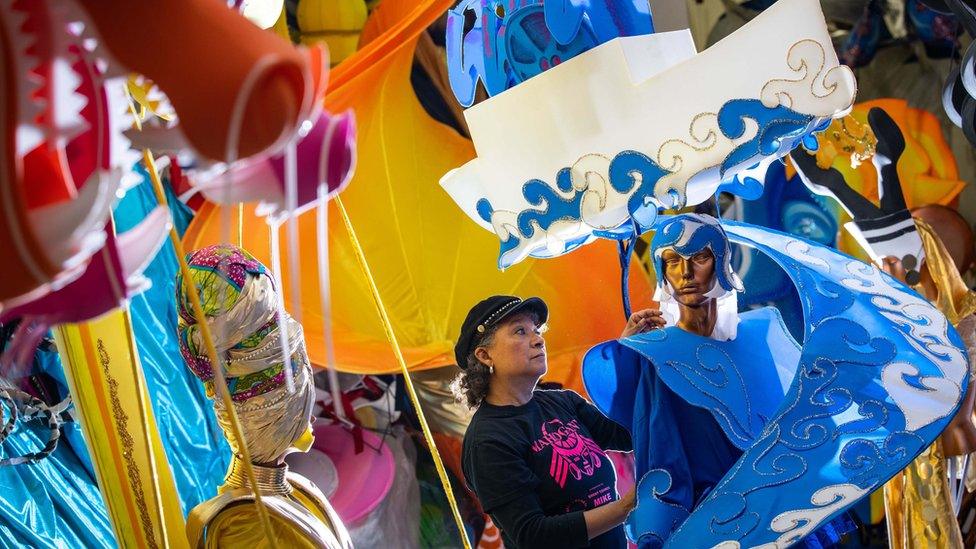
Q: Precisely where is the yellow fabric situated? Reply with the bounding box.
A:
[182,0,653,394]
[205,489,326,549]
[882,219,976,548]
[53,309,188,549]
[884,441,962,548]
[336,195,471,548]
[271,6,291,43]
[869,489,886,525]
[916,219,976,327]
[296,0,368,65]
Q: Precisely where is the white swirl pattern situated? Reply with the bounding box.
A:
[708,484,869,549]
[784,239,829,269]
[839,261,966,429]
[574,154,627,230]
[653,113,739,209]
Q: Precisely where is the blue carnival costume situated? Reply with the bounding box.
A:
[583,214,968,547]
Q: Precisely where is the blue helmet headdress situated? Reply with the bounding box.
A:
[650,213,744,339]
[446,0,655,107]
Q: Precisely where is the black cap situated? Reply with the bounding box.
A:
[454,296,548,369]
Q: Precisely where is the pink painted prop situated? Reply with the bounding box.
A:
[0,209,169,378]
[192,109,356,218]
[290,422,395,525]
[2,0,138,304]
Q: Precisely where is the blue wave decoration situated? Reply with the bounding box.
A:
[478,150,671,266]
[480,100,829,268]
[608,150,671,231]
[517,168,583,237]
[626,469,690,549]
[717,99,814,175]
[477,198,523,266]
[718,172,766,201]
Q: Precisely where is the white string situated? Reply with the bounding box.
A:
[956,455,970,513]
[950,457,961,514]
[314,115,345,419]
[268,219,297,393]
[278,136,303,394]
[316,187,344,418]
[284,139,302,328]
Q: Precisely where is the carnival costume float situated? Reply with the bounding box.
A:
[583,214,847,547]
[176,244,352,549]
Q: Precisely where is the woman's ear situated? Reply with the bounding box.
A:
[474,346,491,367]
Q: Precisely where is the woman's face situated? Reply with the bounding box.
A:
[662,247,716,308]
[477,313,547,380]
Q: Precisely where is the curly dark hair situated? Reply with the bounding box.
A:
[452,323,500,408]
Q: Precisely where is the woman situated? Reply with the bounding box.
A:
[455,295,662,548]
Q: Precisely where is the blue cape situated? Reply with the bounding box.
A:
[585,307,800,546]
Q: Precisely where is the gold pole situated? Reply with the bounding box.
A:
[335,196,471,549]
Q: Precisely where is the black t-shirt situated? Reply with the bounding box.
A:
[461,390,633,549]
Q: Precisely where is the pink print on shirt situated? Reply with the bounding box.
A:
[530,418,605,488]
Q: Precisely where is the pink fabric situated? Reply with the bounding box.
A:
[307,423,395,524]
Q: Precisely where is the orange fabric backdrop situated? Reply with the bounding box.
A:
[182,0,654,393]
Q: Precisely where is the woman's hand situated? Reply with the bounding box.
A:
[616,486,636,514]
[583,486,637,540]
[621,309,666,338]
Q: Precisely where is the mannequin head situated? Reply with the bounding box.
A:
[176,244,315,465]
[651,214,743,338]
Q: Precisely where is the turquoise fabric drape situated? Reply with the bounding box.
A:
[112,166,231,515]
[0,387,115,548]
